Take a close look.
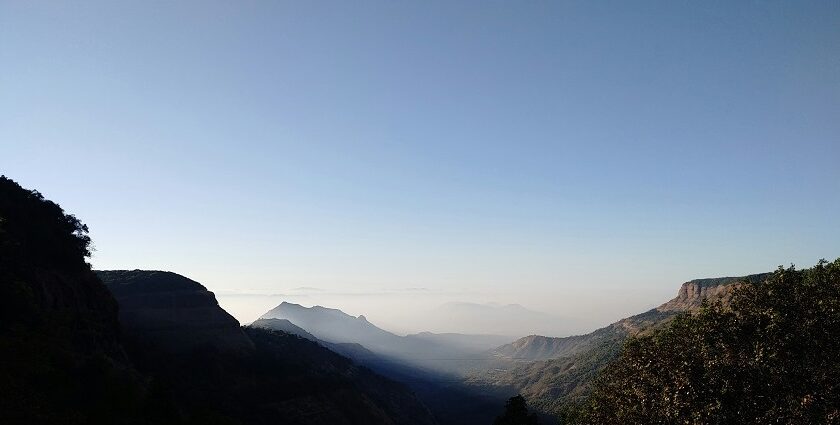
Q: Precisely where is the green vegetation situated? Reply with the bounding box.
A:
[562,259,840,424]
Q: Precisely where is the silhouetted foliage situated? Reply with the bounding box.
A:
[0,175,91,269]
[0,176,179,425]
[0,176,438,425]
[494,395,540,425]
[563,259,840,424]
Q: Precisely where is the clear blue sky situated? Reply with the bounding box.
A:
[2,1,838,330]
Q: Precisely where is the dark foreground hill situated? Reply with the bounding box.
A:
[0,176,145,425]
[97,270,254,354]
[97,269,439,425]
[0,175,436,425]
[253,316,508,425]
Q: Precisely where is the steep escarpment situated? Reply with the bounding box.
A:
[97,270,254,354]
[657,273,769,312]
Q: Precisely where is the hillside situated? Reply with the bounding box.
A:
[0,176,166,425]
[467,272,772,416]
[491,273,770,362]
[567,261,840,423]
[97,269,254,354]
[257,306,510,425]
[0,176,438,425]
[101,270,439,425]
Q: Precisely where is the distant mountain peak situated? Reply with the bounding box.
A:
[260,301,396,347]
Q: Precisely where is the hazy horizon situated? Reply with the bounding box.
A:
[3,1,838,337]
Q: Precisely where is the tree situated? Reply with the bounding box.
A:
[495,395,540,425]
[567,259,840,424]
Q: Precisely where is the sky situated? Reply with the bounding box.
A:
[2,1,839,335]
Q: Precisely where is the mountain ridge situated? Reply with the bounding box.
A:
[466,271,776,417]
[490,272,771,362]
[101,269,439,425]
[97,269,255,354]
[261,301,518,374]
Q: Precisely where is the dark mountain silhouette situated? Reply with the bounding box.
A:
[0,175,437,425]
[0,175,153,425]
[467,273,772,416]
[100,269,439,425]
[97,270,254,354]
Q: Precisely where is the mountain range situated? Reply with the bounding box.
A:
[4,174,824,424]
[463,273,772,416]
[98,269,439,425]
[0,176,438,425]
[254,306,510,425]
[260,301,512,374]
[251,271,788,423]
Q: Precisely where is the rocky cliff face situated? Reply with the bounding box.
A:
[657,274,769,312]
[97,270,254,354]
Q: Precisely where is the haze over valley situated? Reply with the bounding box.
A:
[2,1,839,424]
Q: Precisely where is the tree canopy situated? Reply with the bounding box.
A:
[564,259,840,424]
